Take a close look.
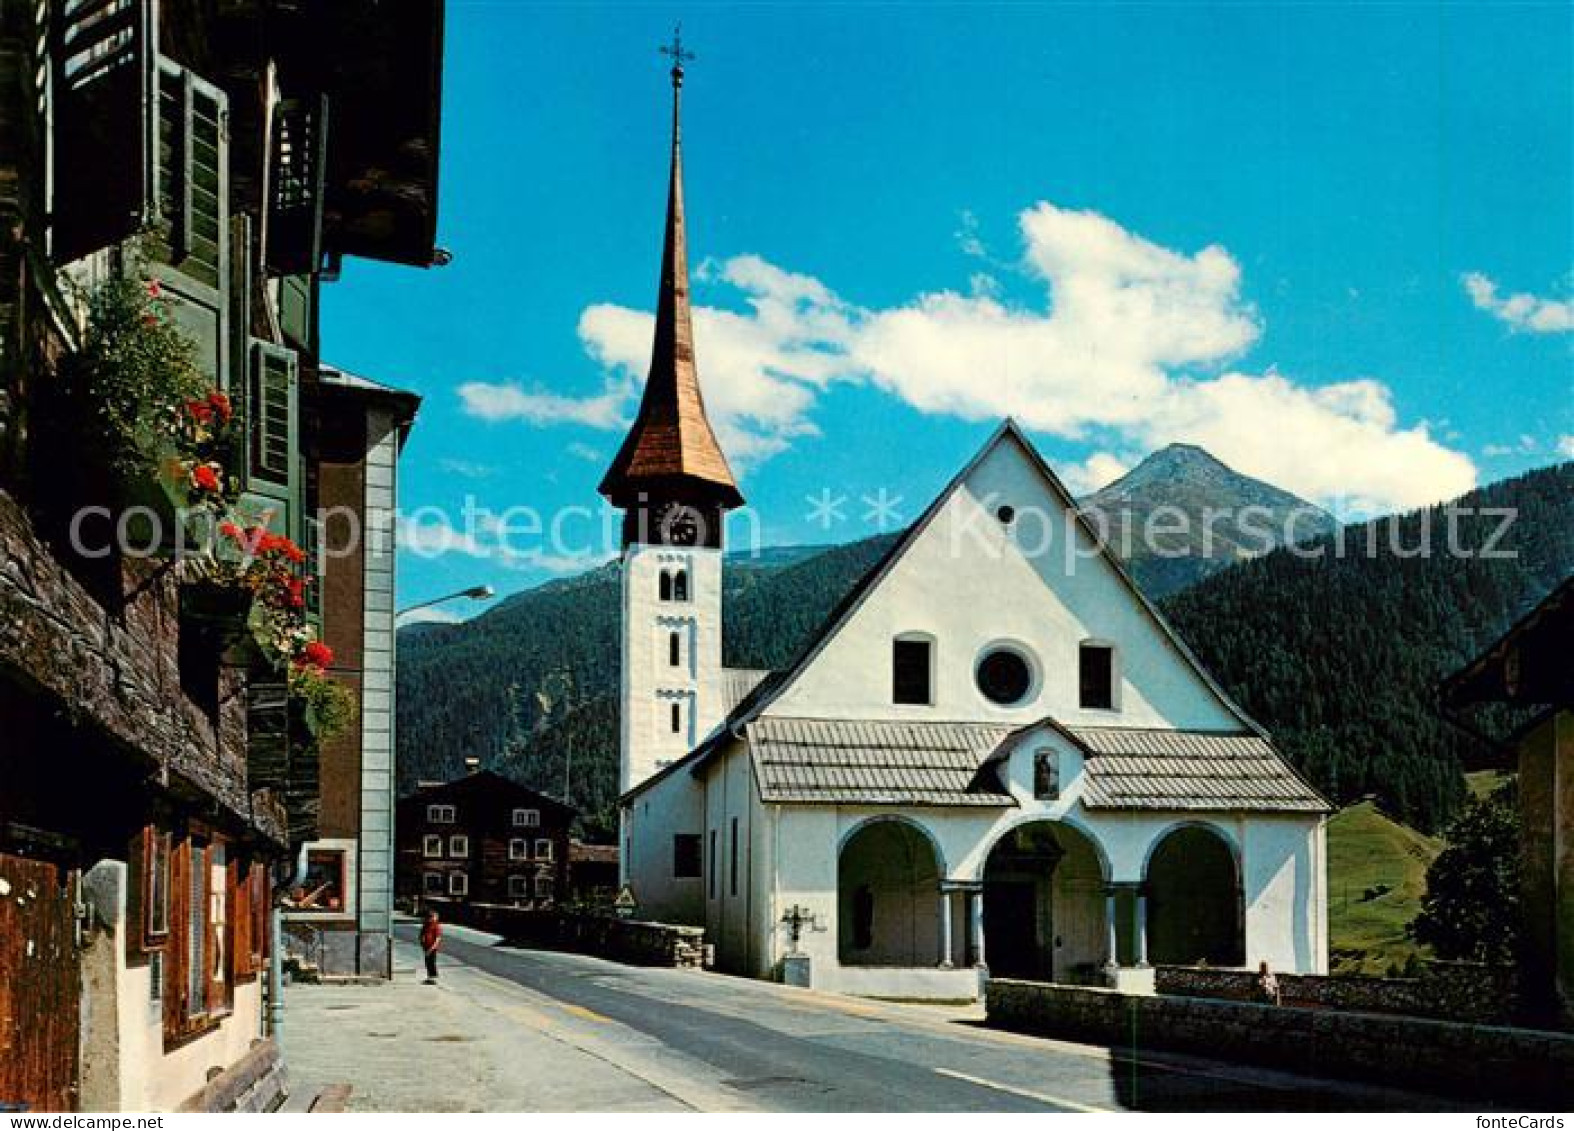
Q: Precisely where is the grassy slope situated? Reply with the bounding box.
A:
[1465,768,1514,802]
[1326,801,1442,974]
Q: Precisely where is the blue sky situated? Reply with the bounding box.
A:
[321,2,1573,618]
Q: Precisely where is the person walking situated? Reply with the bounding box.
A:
[420,909,443,984]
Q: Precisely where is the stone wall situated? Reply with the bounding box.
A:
[427,898,708,969]
[987,978,1574,1105]
[1155,961,1520,1025]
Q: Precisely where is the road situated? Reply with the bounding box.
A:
[334,922,1469,1113]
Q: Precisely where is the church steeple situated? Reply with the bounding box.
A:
[599,28,743,524]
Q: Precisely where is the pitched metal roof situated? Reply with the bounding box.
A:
[747,717,1016,807]
[1064,725,1329,812]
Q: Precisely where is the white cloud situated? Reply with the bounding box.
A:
[475,200,1476,513]
[1558,435,1574,460]
[1463,272,1574,334]
[1059,451,1132,496]
[397,512,610,575]
[457,379,628,428]
[396,605,464,627]
[566,442,603,462]
[437,458,496,479]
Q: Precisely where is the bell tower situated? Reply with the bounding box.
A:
[600,29,742,795]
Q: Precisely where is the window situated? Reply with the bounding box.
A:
[670,701,682,734]
[729,818,739,897]
[297,847,349,914]
[535,839,554,861]
[1033,750,1060,801]
[508,875,530,899]
[673,833,702,878]
[672,568,689,602]
[669,630,682,667]
[144,829,170,941]
[1079,643,1116,709]
[509,838,528,861]
[423,872,443,895]
[659,571,673,601]
[448,872,468,897]
[209,853,228,991]
[535,875,554,900]
[423,834,443,858]
[513,808,540,828]
[708,830,718,900]
[976,646,1035,706]
[187,843,208,1020]
[427,804,456,824]
[449,835,469,858]
[892,636,934,705]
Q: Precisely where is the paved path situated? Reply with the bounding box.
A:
[283,924,1470,1112]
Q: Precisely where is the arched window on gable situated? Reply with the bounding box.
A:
[672,568,689,602]
[658,570,673,602]
[668,630,682,667]
[670,700,683,734]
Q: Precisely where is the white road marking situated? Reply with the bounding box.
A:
[934,1067,1111,1113]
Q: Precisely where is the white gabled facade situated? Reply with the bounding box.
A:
[619,424,1330,1000]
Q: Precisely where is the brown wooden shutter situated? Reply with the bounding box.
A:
[51,0,156,264]
[267,95,329,277]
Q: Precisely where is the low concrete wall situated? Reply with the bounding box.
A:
[1156,961,1520,1025]
[987,978,1574,1105]
[427,899,707,969]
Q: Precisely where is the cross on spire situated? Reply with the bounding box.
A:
[659,23,695,86]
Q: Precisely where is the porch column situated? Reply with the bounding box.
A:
[968,889,986,969]
[1135,888,1150,967]
[1104,886,1120,970]
[937,886,954,968]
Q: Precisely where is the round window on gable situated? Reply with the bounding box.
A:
[976,645,1035,706]
[996,504,1016,526]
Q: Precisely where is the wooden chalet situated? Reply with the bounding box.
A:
[0,0,444,1111]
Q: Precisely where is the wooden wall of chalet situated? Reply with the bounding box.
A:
[0,854,80,1112]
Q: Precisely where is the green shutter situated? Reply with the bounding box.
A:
[146,60,229,386]
[51,0,156,264]
[302,513,323,619]
[267,95,329,277]
[278,274,314,350]
[243,339,300,542]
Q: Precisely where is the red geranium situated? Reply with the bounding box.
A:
[191,464,221,492]
[299,641,334,670]
[207,391,233,424]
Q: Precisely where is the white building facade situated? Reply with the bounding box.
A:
[607,61,1329,1001]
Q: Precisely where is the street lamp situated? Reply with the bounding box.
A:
[395,584,495,623]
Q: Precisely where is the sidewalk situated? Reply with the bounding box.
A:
[280,931,697,1112]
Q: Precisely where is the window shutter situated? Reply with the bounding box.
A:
[302,513,322,618]
[242,340,300,540]
[267,95,329,277]
[145,61,230,386]
[50,0,156,264]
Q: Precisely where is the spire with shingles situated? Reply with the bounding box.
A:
[599,29,743,510]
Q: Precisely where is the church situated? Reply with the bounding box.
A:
[602,50,1330,1000]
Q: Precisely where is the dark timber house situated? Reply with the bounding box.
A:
[396,772,575,910]
[0,0,444,1111]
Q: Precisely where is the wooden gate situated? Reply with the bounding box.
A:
[0,853,79,1112]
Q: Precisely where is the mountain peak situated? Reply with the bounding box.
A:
[1079,443,1338,598]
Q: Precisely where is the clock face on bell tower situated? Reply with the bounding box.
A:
[622,499,721,549]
